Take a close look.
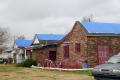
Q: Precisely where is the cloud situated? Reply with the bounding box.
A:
[0,0,120,39]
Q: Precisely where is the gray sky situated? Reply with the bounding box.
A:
[0,0,120,39]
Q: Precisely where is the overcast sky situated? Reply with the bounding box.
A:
[0,0,120,39]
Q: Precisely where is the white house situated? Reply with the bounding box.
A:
[14,40,32,64]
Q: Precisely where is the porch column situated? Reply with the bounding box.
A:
[25,49,27,60]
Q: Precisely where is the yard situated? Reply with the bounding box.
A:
[0,64,94,80]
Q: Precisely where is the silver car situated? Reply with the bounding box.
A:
[92,54,120,80]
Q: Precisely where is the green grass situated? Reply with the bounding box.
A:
[62,70,92,75]
[0,64,21,72]
[0,64,94,80]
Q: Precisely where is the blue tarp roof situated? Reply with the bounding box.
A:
[36,34,65,40]
[81,22,120,34]
[15,40,32,47]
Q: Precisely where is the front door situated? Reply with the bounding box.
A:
[49,51,56,61]
[27,50,32,60]
[97,46,109,64]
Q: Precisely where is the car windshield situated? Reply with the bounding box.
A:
[107,57,120,64]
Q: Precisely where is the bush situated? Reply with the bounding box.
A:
[17,59,37,67]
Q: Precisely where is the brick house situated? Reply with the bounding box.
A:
[28,21,120,68]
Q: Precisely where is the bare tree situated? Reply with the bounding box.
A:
[0,27,10,53]
[0,27,9,45]
[81,14,94,22]
[17,35,26,40]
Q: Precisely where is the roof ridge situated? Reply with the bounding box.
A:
[81,21,120,24]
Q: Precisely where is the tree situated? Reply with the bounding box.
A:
[81,14,94,22]
[17,35,26,40]
[0,27,10,53]
[0,27,9,45]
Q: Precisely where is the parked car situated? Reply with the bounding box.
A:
[92,54,120,80]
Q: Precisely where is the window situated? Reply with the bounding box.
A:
[64,45,69,58]
[27,50,32,60]
[75,43,81,52]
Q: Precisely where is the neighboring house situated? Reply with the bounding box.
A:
[27,21,120,69]
[27,34,64,63]
[13,40,32,64]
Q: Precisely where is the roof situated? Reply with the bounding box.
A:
[36,34,65,40]
[41,40,59,45]
[15,40,32,47]
[81,22,120,34]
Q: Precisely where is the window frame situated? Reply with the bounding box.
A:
[64,45,69,58]
[75,43,81,53]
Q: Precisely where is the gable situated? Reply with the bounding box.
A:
[34,37,40,44]
[81,22,120,34]
[58,21,87,44]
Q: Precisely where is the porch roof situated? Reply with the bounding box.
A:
[15,40,32,47]
[36,34,65,40]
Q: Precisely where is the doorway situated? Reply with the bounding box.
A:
[97,46,109,64]
[49,51,56,61]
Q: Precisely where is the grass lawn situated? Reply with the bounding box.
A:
[0,64,94,80]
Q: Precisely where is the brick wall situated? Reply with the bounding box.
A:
[56,21,88,68]
[32,46,57,66]
[87,36,120,67]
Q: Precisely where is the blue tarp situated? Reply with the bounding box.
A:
[15,40,32,47]
[81,22,120,34]
[36,34,65,40]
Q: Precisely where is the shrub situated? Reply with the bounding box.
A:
[17,59,37,67]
